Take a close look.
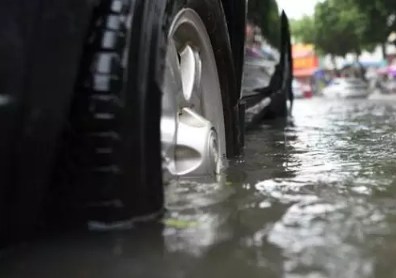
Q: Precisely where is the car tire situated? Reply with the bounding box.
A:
[268,12,292,119]
[50,0,241,227]
[265,63,290,119]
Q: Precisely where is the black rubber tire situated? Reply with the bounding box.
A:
[265,11,292,119]
[0,0,94,246]
[50,0,241,226]
[283,11,294,117]
[272,47,292,118]
[268,88,288,118]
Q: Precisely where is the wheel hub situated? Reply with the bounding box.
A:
[161,8,227,181]
[175,108,220,177]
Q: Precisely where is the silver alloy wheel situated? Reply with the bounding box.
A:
[161,8,226,180]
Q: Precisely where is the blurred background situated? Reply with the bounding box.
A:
[245,0,396,98]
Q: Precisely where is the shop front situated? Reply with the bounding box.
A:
[292,44,319,83]
[292,44,320,95]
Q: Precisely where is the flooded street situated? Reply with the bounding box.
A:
[164,97,396,278]
[3,97,396,278]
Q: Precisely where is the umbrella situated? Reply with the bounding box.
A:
[387,64,396,76]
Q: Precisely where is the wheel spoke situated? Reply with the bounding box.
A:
[190,50,203,112]
[180,45,202,111]
[161,9,226,179]
[175,108,218,176]
[165,40,183,101]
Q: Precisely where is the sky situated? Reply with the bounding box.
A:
[277,0,321,19]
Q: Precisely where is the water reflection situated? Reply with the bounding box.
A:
[239,118,301,182]
[4,98,396,277]
[0,225,174,278]
[162,98,396,278]
[240,98,396,278]
[163,179,235,257]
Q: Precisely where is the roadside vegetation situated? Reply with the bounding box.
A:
[290,0,396,60]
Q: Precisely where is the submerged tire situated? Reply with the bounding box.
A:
[265,11,293,119]
[51,0,241,226]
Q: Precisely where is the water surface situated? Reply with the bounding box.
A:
[3,98,396,278]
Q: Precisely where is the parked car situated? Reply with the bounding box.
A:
[322,78,370,99]
[0,0,248,247]
[292,79,305,98]
[0,0,294,250]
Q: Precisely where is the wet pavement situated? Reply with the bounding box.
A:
[163,97,396,278]
[3,97,396,278]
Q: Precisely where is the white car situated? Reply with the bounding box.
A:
[292,79,304,98]
[322,78,369,99]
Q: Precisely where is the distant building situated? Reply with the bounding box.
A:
[292,44,319,82]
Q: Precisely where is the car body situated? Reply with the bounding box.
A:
[242,1,294,128]
[242,46,277,95]
[322,78,370,99]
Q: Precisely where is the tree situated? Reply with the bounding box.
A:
[313,0,368,57]
[350,0,396,57]
[290,0,373,57]
[290,16,316,44]
[289,0,375,70]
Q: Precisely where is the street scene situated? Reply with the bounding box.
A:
[1,0,396,277]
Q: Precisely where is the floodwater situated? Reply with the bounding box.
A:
[3,97,396,278]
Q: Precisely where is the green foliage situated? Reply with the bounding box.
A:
[291,0,395,57]
[350,0,395,45]
[290,16,315,44]
[315,0,368,56]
